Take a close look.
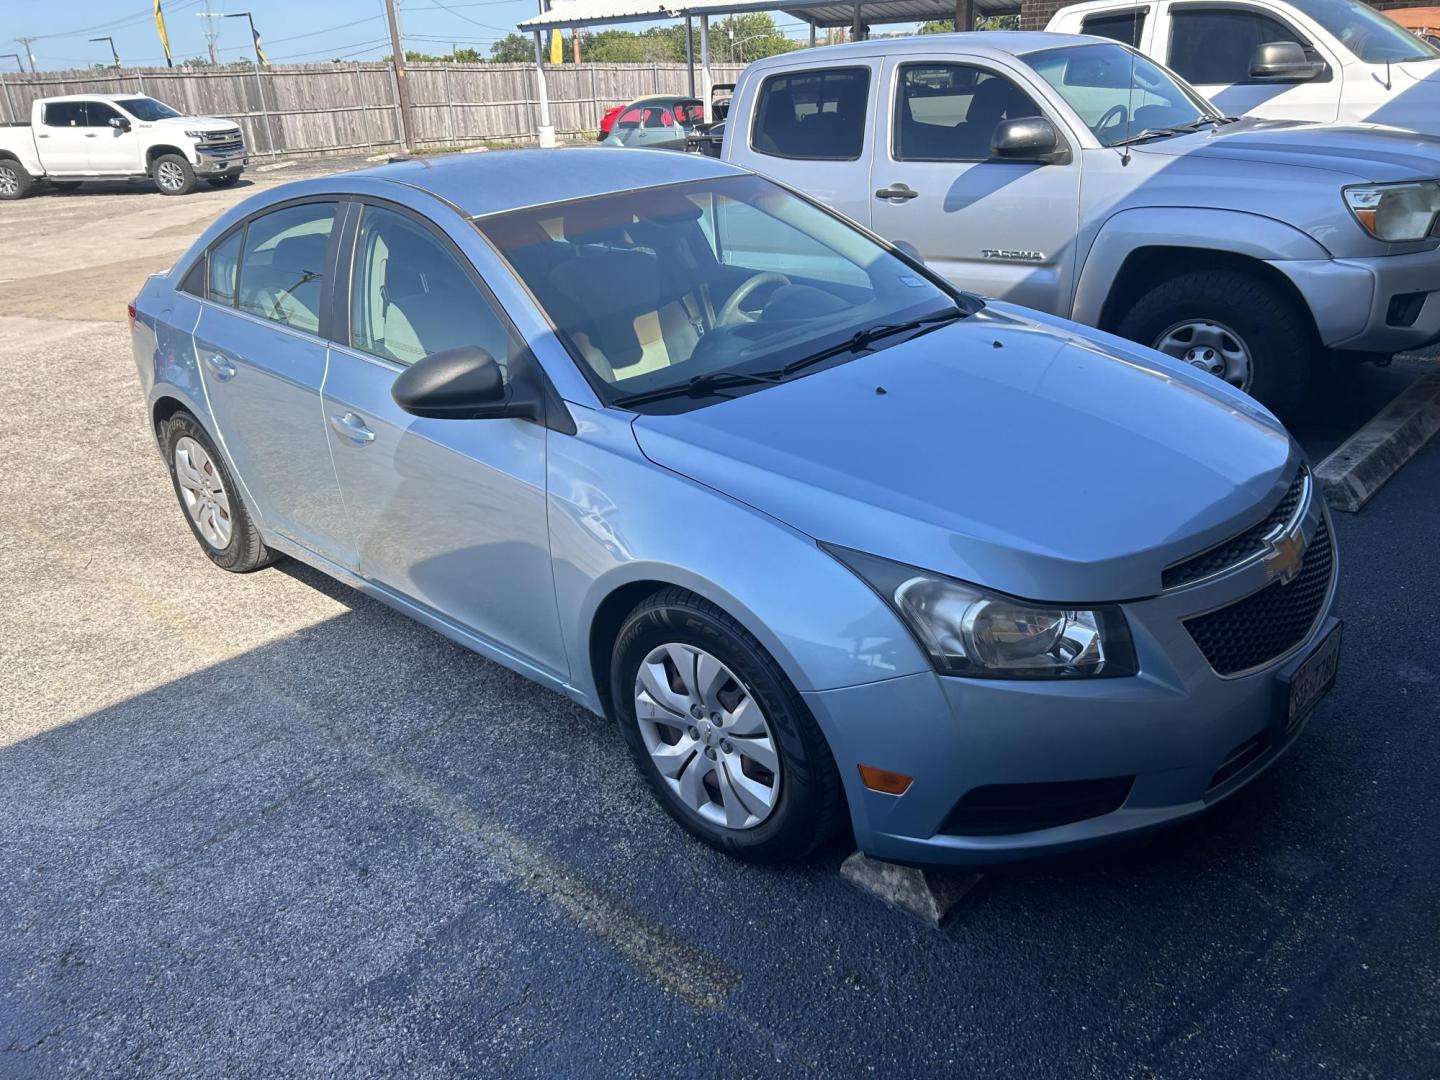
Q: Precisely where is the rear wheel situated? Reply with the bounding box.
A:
[1117,268,1314,417]
[160,411,275,572]
[0,159,33,200]
[152,153,196,196]
[611,588,844,863]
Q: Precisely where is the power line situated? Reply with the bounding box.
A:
[421,0,513,34]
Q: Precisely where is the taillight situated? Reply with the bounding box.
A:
[127,303,137,321]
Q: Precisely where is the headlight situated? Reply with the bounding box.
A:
[1344,181,1440,242]
[824,545,1137,679]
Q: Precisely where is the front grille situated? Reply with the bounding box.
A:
[200,129,244,152]
[939,776,1134,836]
[1184,518,1333,676]
[1163,467,1309,590]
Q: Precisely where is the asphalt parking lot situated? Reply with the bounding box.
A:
[2,162,1438,1079]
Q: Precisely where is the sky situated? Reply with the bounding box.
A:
[2,0,819,71]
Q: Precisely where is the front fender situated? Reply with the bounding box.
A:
[547,407,929,714]
[1072,207,1332,328]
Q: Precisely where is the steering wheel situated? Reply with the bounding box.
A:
[716,272,790,327]
[1095,103,1129,138]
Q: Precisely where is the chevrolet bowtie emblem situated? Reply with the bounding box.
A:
[1263,524,1308,585]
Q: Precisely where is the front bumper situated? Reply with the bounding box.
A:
[195,147,247,174]
[1273,247,1440,354]
[804,498,1339,867]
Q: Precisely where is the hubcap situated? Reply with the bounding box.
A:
[173,436,233,548]
[1153,319,1253,391]
[157,161,185,191]
[0,167,17,196]
[633,643,780,830]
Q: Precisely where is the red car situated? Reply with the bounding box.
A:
[596,96,705,142]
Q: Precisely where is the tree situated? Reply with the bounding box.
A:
[919,13,1019,32]
[489,33,534,63]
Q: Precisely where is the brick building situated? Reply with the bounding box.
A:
[1018,0,1431,29]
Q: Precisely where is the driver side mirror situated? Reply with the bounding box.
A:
[109,116,131,132]
[392,346,542,422]
[991,117,1071,165]
[1249,41,1326,82]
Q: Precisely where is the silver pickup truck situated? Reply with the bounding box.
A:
[722,32,1440,413]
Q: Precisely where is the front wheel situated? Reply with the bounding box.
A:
[0,159,33,200]
[1117,268,1314,417]
[611,588,844,863]
[152,153,197,196]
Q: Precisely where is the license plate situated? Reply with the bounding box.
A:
[1284,622,1342,736]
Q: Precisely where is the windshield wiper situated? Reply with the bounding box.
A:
[611,369,783,408]
[1113,116,1226,146]
[761,306,967,379]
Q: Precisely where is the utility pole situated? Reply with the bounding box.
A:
[89,36,121,68]
[383,0,416,153]
[225,12,275,154]
[14,37,38,72]
[197,2,221,65]
[954,0,974,32]
[0,53,19,124]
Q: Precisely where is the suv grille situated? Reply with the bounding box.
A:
[1163,467,1309,590]
[1183,518,1333,676]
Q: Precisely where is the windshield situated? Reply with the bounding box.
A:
[1290,0,1440,62]
[477,175,964,412]
[114,97,181,121]
[1026,43,1218,147]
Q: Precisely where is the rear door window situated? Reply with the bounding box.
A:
[42,102,87,127]
[235,202,338,335]
[752,67,871,160]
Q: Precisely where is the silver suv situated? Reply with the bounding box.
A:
[723,32,1440,413]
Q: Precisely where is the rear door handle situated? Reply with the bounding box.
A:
[875,183,920,201]
[330,412,375,445]
[203,353,236,381]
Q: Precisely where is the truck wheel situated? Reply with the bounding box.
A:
[1117,269,1313,417]
[0,160,33,200]
[152,153,197,196]
[206,173,241,188]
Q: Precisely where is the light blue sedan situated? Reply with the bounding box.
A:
[131,149,1340,865]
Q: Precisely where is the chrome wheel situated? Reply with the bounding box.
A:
[633,643,780,830]
[0,166,18,197]
[1153,319,1253,391]
[173,436,233,548]
[156,160,186,192]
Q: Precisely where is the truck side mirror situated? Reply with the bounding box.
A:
[1249,41,1326,81]
[991,117,1071,165]
[109,116,131,132]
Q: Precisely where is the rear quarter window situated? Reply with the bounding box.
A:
[751,67,871,161]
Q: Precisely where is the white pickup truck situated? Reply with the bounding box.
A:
[1047,0,1440,133]
[0,94,246,200]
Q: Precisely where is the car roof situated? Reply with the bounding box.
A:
[743,30,1095,71]
[345,147,746,218]
[622,95,702,107]
[42,92,150,102]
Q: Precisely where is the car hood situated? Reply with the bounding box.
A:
[631,309,1296,602]
[1138,116,1440,182]
[148,116,237,133]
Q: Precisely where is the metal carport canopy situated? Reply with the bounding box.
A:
[517,0,1019,146]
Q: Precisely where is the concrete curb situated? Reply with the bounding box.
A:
[1317,370,1440,513]
[840,852,983,927]
[254,161,296,173]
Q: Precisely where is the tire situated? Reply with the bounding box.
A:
[1116,268,1315,417]
[0,159,33,200]
[151,152,197,196]
[611,588,844,863]
[206,172,241,188]
[49,180,83,192]
[160,410,276,573]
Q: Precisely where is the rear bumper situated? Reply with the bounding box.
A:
[1274,248,1440,354]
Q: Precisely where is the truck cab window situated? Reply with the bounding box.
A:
[894,64,1042,161]
[85,102,122,127]
[42,102,87,127]
[752,67,870,161]
[1169,8,1319,83]
[1081,8,1148,46]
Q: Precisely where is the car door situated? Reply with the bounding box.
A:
[191,198,355,567]
[35,101,91,172]
[869,57,1083,314]
[83,99,140,173]
[1160,1,1342,122]
[321,199,568,678]
[739,62,881,227]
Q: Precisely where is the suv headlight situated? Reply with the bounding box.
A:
[1344,181,1440,242]
[824,545,1137,679]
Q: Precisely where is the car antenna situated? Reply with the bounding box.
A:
[1120,37,1139,166]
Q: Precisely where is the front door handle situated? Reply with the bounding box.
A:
[330,412,376,445]
[203,353,236,381]
[875,183,920,201]
[84,133,98,138]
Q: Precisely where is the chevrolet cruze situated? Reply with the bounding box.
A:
[130,150,1341,865]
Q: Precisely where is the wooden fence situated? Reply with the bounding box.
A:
[0,61,748,159]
